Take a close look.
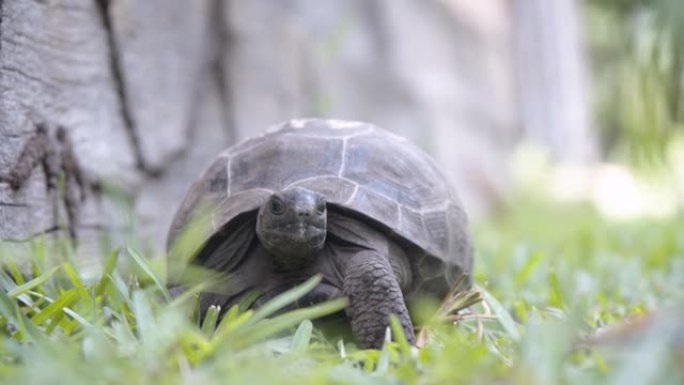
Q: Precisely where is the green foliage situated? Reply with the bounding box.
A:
[588,0,684,169]
[0,196,683,384]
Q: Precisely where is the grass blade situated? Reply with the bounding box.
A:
[0,288,48,344]
[109,272,130,300]
[389,314,412,354]
[482,289,520,341]
[245,275,323,326]
[94,249,119,297]
[127,247,170,301]
[168,278,223,308]
[7,266,59,298]
[62,307,95,330]
[215,309,254,337]
[131,290,155,341]
[375,328,392,374]
[6,260,25,285]
[548,270,566,309]
[290,320,313,353]
[515,251,544,287]
[224,297,347,349]
[31,290,78,325]
[201,305,221,338]
[62,263,87,292]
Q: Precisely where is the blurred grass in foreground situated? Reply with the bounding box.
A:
[1,181,683,384]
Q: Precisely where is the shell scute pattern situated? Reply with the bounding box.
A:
[229,135,344,192]
[168,119,473,295]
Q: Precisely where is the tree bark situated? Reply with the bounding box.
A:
[0,0,594,252]
[0,0,232,253]
[512,0,597,163]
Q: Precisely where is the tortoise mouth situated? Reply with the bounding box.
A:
[259,224,326,249]
[269,222,325,232]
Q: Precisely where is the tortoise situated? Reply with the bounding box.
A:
[167,119,474,348]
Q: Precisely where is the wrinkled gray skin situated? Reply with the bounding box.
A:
[200,186,414,348]
[256,187,327,272]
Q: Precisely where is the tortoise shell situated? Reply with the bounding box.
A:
[167,119,473,295]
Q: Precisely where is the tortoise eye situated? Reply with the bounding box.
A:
[316,201,326,215]
[270,198,285,215]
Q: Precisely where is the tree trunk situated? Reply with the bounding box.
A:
[0,0,594,253]
[512,0,597,163]
[0,0,232,254]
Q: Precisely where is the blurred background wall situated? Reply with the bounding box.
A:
[0,0,629,254]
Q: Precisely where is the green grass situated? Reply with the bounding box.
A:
[1,193,683,385]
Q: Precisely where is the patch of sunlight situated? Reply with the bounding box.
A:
[589,165,677,220]
[511,142,681,220]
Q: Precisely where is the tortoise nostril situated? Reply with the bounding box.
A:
[298,211,310,217]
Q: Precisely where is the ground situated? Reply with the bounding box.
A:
[0,188,682,385]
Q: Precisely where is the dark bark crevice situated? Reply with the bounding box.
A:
[209,0,234,142]
[0,124,53,190]
[0,202,28,207]
[1,65,57,87]
[0,124,89,242]
[55,126,87,240]
[94,0,162,177]
[146,0,233,181]
[0,0,4,54]
[0,223,111,244]
[0,225,62,243]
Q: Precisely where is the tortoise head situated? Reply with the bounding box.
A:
[256,187,327,271]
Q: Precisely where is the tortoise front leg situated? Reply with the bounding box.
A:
[343,250,415,348]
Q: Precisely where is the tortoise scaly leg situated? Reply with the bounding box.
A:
[343,250,415,349]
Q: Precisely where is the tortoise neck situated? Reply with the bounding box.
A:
[269,249,318,272]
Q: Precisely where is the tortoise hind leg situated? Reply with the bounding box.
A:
[343,250,415,348]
